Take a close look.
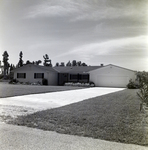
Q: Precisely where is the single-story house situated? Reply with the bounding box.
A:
[11,64,136,87]
[12,64,58,85]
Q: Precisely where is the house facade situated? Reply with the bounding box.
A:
[12,64,58,85]
[89,64,136,88]
[12,64,136,87]
[54,66,102,85]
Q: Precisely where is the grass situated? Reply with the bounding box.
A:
[8,89,148,146]
[0,82,84,98]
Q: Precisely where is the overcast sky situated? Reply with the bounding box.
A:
[0,0,147,71]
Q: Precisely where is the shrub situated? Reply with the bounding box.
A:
[0,74,4,79]
[9,79,18,84]
[25,82,31,85]
[137,84,148,108]
[42,78,48,85]
[89,82,95,87]
[127,79,138,89]
[137,71,148,109]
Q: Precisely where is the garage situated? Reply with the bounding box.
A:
[95,75,129,87]
[89,64,136,88]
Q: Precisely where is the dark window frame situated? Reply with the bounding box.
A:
[34,73,44,79]
[70,74,78,80]
[17,73,26,79]
[79,74,89,80]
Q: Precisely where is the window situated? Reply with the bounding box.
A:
[34,73,44,79]
[79,74,89,80]
[70,74,78,80]
[17,73,26,78]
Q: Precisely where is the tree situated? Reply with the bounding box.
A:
[60,62,65,67]
[81,62,87,66]
[35,60,42,65]
[77,61,81,66]
[55,62,59,66]
[0,61,2,75]
[43,54,52,67]
[137,71,148,110]
[26,60,31,64]
[66,61,71,66]
[18,51,23,67]
[2,51,10,79]
[67,60,88,66]
[10,64,14,72]
[72,60,77,66]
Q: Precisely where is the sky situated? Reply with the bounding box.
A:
[0,0,148,71]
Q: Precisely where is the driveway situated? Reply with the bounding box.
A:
[0,87,124,109]
[0,87,124,118]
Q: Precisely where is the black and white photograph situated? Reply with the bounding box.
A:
[0,0,148,149]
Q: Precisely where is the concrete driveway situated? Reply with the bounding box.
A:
[0,87,124,110]
[0,87,125,118]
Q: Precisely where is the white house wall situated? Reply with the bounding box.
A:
[89,65,136,88]
[13,65,58,85]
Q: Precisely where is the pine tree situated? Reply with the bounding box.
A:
[18,51,23,67]
[2,51,10,79]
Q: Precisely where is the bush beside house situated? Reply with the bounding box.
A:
[42,78,48,85]
[127,79,139,89]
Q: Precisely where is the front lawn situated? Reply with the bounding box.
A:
[0,82,84,98]
[9,89,148,145]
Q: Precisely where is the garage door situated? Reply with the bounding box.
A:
[95,75,129,87]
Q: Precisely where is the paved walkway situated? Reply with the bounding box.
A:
[0,123,147,150]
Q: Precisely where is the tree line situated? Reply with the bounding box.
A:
[55,60,87,67]
[0,51,53,78]
[0,51,88,79]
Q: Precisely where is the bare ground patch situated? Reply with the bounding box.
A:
[0,105,38,123]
